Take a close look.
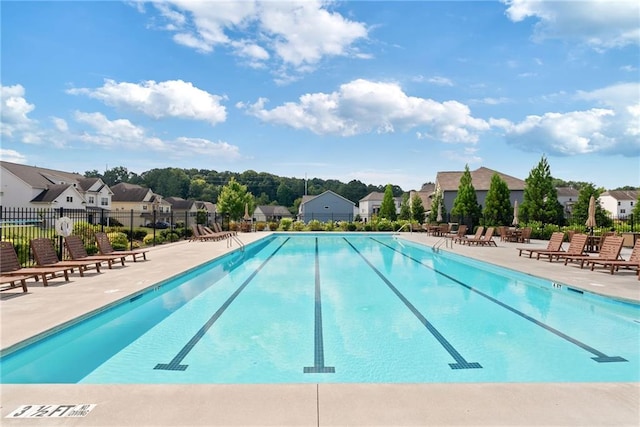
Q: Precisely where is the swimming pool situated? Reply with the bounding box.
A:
[1,233,638,384]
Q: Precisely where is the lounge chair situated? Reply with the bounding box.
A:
[536,234,588,262]
[560,235,624,268]
[1,274,32,293]
[190,225,225,241]
[95,232,148,262]
[30,238,103,276]
[456,226,483,245]
[478,227,498,246]
[0,241,72,287]
[203,226,232,240]
[518,227,532,243]
[518,232,565,258]
[447,224,468,242]
[64,235,127,268]
[212,222,236,237]
[588,239,640,279]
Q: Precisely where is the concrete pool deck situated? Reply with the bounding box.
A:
[1,232,639,426]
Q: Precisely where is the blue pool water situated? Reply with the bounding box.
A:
[1,233,638,384]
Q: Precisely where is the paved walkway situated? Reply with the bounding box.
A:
[1,232,638,426]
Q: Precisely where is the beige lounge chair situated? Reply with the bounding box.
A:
[537,234,588,262]
[518,232,564,258]
[190,225,225,241]
[95,232,148,262]
[561,235,624,268]
[30,238,103,275]
[64,235,127,268]
[0,241,72,287]
[588,239,640,279]
[478,227,498,246]
[456,226,483,245]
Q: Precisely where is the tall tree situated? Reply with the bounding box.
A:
[379,184,397,220]
[520,156,564,224]
[571,184,612,228]
[451,164,481,228]
[398,193,411,220]
[483,173,512,225]
[216,178,255,221]
[411,193,426,224]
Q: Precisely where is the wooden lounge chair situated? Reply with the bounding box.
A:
[190,225,225,241]
[518,232,565,258]
[203,226,232,240]
[30,238,102,276]
[212,222,236,237]
[64,235,126,268]
[0,241,72,287]
[518,227,532,243]
[456,226,483,245]
[447,224,467,242]
[588,239,640,279]
[95,232,148,262]
[560,235,623,268]
[536,234,588,262]
[478,227,498,246]
[1,274,32,293]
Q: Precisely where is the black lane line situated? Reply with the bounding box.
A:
[155,237,291,371]
[344,238,481,370]
[304,238,335,373]
[374,238,627,363]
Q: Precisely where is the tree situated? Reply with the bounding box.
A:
[571,184,612,228]
[379,184,397,220]
[398,193,411,220]
[451,164,481,228]
[411,193,426,224]
[633,193,640,219]
[520,156,564,225]
[483,173,512,225]
[216,178,255,221]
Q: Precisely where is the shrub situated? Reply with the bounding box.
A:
[143,234,164,245]
[161,231,180,242]
[85,244,99,255]
[308,219,324,231]
[324,221,335,231]
[375,218,394,231]
[279,218,293,231]
[268,221,279,231]
[292,220,306,231]
[346,222,357,231]
[255,221,267,231]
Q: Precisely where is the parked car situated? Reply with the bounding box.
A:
[148,221,173,229]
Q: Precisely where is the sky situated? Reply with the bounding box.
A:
[1,0,639,192]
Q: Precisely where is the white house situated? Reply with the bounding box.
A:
[253,205,293,222]
[358,191,402,222]
[599,190,638,218]
[298,190,356,223]
[0,161,113,223]
[556,187,580,217]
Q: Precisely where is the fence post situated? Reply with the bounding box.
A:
[58,206,64,260]
[129,209,134,250]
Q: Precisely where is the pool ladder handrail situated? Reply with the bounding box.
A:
[395,223,412,234]
[433,236,449,252]
[226,233,245,251]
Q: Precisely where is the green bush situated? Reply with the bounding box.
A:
[292,221,306,231]
[255,221,267,231]
[375,218,394,231]
[308,219,324,231]
[144,234,164,245]
[279,218,293,231]
[268,221,279,231]
[324,221,335,231]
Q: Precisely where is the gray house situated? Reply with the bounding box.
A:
[298,190,355,223]
[254,205,293,222]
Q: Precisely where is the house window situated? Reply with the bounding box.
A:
[620,209,626,214]
[143,205,148,211]
[66,196,73,203]
[101,197,108,206]
[618,201,621,206]
[88,196,95,204]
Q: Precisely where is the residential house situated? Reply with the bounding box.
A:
[110,182,171,228]
[556,187,580,217]
[254,205,293,223]
[194,201,218,224]
[358,192,402,222]
[599,190,638,219]
[434,167,525,218]
[165,197,198,225]
[298,190,355,223]
[0,161,113,224]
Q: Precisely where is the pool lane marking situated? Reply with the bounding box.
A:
[154,237,291,371]
[304,238,335,373]
[344,238,482,370]
[373,237,627,363]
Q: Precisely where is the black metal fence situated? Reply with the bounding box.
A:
[0,206,227,267]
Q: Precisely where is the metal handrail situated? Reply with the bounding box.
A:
[227,234,245,251]
[433,237,449,252]
[395,223,412,234]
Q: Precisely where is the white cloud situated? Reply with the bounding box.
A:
[67,79,227,125]
[442,147,482,164]
[239,79,489,143]
[427,76,454,87]
[0,148,27,164]
[1,84,35,138]
[145,0,368,76]
[172,137,242,159]
[51,117,68,132]
[503,0,640,49]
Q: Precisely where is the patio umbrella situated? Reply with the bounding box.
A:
[243,203,251,221]
[436,202,443,223]
[511,200,519,227]
[585,195,597,233]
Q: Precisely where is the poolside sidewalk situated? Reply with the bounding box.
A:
[1,232,638,426]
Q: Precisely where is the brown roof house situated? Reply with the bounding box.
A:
[253,205,293,223]
[110,182,171,228]
[435,167,525,220]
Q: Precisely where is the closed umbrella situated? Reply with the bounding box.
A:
[243,203,251,221]
[511,200,519,227]
[585,195,597,231]
[436,202,443,223]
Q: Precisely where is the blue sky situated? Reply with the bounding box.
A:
[2,0,639,192]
